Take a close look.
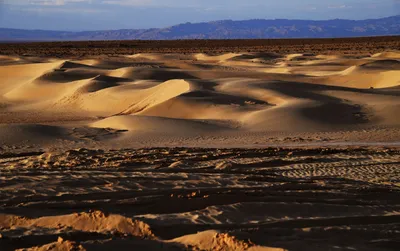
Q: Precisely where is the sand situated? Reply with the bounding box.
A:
[0,49,399,250]
[0,51,399,150]
[1,147,399,250]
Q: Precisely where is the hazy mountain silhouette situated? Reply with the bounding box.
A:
[1,15,399,41]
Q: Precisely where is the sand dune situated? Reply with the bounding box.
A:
[91,115,231,135]
[359,59,400,70]
[0,55,20,64]
[322,67,400,88]
[372,51,400,59]
[112,68,197,81]
[171,230,285,251]
[0,48,399,250]
[0,211,153,238]
[0,62,62,96]
[195,53,242,62]
[0,51,399,146]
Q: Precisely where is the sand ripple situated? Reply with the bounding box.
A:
[1,147,399,250]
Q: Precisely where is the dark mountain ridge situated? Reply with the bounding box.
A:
[1,15,399,41]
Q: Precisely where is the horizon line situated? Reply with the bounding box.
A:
[1,14,398,33]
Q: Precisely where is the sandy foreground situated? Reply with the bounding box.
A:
[0,49,399,250]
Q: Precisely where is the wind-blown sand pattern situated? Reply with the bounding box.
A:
[1,148,399,250]
[0,51,400,150]
[0,48,399,250]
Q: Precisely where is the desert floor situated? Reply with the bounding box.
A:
[0,41,399,250]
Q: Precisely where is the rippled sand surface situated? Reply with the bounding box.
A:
[1,147,399,250]
[0,48,399,250]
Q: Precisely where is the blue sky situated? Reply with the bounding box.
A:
[0,0,399,30]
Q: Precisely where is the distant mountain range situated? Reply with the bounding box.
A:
[1,15,399,41]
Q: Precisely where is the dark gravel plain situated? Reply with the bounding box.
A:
[0,36,399,58]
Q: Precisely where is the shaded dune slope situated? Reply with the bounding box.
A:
[1,51,399,136]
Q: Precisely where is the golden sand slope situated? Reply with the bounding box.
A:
[0,51,399,149]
